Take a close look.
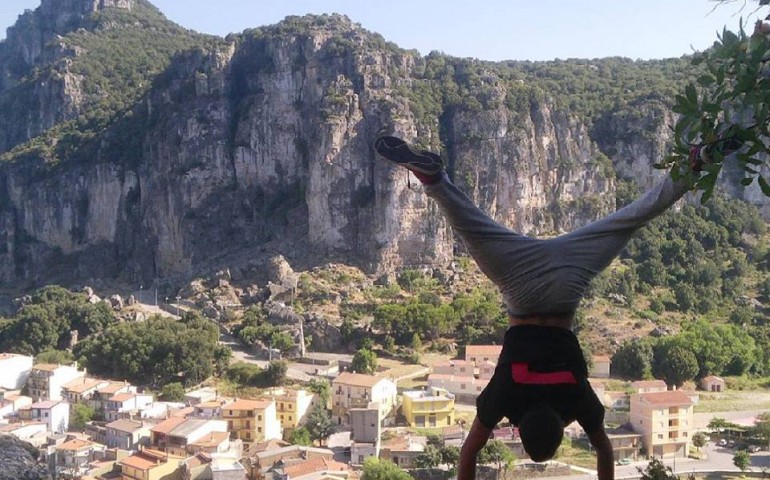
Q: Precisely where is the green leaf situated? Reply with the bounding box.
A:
[759,176,770,197]
[740,177,754,186]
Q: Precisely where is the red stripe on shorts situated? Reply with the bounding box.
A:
[511,362,577,385]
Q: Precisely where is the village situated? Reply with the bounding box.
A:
[0,345,760,480]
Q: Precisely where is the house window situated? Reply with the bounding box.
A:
[658,434,664,439]
[258,427,262,433]
[358,456,364,463]
[258,415,262,421]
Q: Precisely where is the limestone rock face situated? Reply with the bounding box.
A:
[0,12,762,290]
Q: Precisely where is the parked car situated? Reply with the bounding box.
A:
[749,445,762,453]
[727,440,736,448]
[718,439,728,446]
[617,458,631,466]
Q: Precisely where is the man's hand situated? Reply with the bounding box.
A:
[458,417,493,480]
[588,428,614,480]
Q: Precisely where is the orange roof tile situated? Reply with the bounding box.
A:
[109,392,136,402]
[226,398,272,410]
[282,457,348,478]
[58,438,95,451]
[638,390,694,407]
[150,416,186,435]
[120,453,161,471]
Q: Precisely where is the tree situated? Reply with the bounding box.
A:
[734,450,751,474]
[611,338,653,380]
[414,444,442,469]
[692,432,707,451]
[160,382,185,402]
[660,4,770,201]
[440,445,461,473]
[288,426,313,446]
[351,347,377,375]
[307,378,331,406]
[264,360,288,387]
[361,458,413,480]
[305,403,335,446]
[479,440,516,479]
[70,403,95,431]
[35,349,75,365]
[638,458,678,480]
[652,340,699,389]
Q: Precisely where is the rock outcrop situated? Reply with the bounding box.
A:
[0,435,51,480]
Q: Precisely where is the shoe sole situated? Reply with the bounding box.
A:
[374,136,443,175]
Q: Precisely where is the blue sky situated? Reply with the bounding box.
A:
[0,0,765,61]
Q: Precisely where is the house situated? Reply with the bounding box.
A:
[464,345,502,366]
[351,441,379,466]
[701,375,726,392]
[222,398,281,447]
[380,433,427,469]
[193,398,231,419]
[89,381,136,412]
[187,431,236,455]
[630,390,695,458]
[61,377,110,404]
[331,372,397,426]
[591,355,612,378]
[149,417,228,456]
[606,426,643,462]
[269,456,349,480]
[104,392,154,421]
[184,386,218,406]
[182,452,248,480]
[19,400,70,432]
[0,421,49,446]
[105,418,151,450]
[26,363,85,401]
[426,373,489,403]
[631,379,668,394]
[245,444,334,480]
[118,448,184,480]
[0,353,33,389]
[401,387,455,428]
[54,438,106,479]
[604,391,630,411]
[478,361,496,380]
[432,360,474,377]
[267,388,318,434]
[0,392,32,419]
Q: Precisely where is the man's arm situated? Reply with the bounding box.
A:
[588,428,614,480]
[458,417,492,480]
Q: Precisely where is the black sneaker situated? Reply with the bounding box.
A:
[374,136,443,176]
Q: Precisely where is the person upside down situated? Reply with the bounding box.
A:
[374,135,707,480]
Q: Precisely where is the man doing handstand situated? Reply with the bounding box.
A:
[374,135,698,480]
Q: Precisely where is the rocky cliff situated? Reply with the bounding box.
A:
[0,3,760,292]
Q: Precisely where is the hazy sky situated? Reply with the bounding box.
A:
[0,0,765,61]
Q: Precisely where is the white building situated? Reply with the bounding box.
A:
[28,400,70,432]
[104,392,154,421]
[0,353,33,390]
[0,421,49,446]
[332,373,397,426]
[26,363,85,402]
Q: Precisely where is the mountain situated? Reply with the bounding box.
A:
[0,1,765,294]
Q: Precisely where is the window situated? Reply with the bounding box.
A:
[658,434,664,439]
[258,415,262,421]
[258,427,262,432]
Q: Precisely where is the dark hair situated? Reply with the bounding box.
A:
[518,406,565,462]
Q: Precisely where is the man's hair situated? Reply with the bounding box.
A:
[518,406,565,462]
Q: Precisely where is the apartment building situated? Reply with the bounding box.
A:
[630,390,695,458]
[26,363,84,401]
[222,399,281,447]
[331,372,397,426]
